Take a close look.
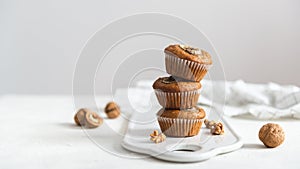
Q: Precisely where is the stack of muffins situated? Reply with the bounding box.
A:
[152,44,212,137]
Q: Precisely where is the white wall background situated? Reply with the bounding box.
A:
[1,0,299,94]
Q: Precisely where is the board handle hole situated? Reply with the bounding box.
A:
[173,149,195,152]
[171,144,201,153]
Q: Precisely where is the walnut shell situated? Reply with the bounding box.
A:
[105,102,120,119]
[74,108,87,126]
[259,123,285,148]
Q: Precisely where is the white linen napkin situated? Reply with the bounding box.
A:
[115,80,300,119]
[200,80,300,119]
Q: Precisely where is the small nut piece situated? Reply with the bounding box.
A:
[85,111,103,128]
[150,130,159,137]
[259,123,285,148]
[105,102,120,119]
[74,108,103,128]
[150,130,166,144]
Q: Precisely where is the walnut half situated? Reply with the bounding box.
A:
[204,119,225,135]
[211,122,224,135]
[150,130,166,144]
[85,111,103,128]
[74,108,103,128]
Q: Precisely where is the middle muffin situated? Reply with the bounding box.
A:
[152,76,201,109]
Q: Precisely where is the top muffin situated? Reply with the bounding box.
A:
[165,44,212,65]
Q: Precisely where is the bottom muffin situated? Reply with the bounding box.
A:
[157,107,206,137]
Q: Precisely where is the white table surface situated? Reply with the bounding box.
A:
[0,95,299,169]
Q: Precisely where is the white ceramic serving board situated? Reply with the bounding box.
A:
[122,108,243,162]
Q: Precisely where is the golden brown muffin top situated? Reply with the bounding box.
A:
[152,76,201,92]
[157,107,206,119]
[164,44,212,65]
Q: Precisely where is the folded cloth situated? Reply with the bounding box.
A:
[200,80,300,119]
[116,80,300,119]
